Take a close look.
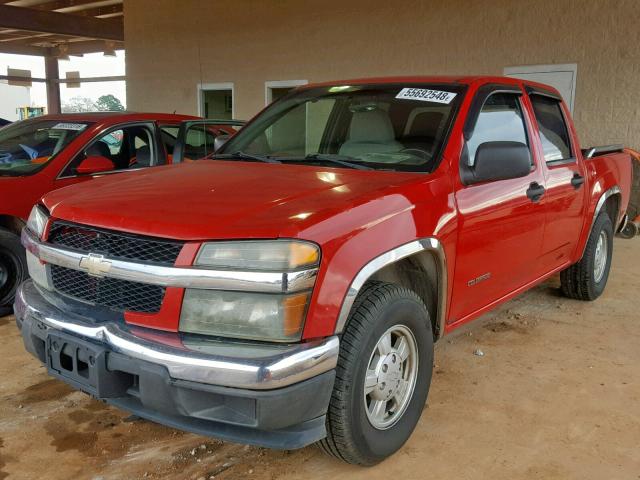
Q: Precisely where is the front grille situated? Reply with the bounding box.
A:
[51,265,165,313]
[45,221,182,313]
[48,221,183,266]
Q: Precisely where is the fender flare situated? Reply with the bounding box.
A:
[334,237,448,339]
[580,186,621,257]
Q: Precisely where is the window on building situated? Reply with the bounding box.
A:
[199,84,233,120]
[265,80,308,105]
[504,63,577,113]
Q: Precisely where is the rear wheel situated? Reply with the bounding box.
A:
[628,157,640,221]
[560,211,613,301]
[318,281,433,465]
[0,228,27,317]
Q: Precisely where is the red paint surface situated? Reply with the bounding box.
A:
[124,242,200,330]
[1,112,198,224]
[38,77,633,339]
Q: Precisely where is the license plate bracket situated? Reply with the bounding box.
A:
[46,332,132,398]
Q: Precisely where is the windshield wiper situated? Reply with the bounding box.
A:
[213,151,281,164]
[282,153,373,170]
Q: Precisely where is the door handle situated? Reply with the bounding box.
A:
[526,182,546,202]
[571,172,585,189]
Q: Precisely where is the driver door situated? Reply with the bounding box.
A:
[448,87,547,325]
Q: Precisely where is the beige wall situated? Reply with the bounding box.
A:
[124,0,640,148]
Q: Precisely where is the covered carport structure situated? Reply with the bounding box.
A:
[0,0,124,114]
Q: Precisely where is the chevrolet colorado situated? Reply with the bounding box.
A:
[15,76,633,465]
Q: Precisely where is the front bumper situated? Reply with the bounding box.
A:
[15,280,339,449]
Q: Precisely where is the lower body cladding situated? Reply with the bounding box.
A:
[15,280,339,450]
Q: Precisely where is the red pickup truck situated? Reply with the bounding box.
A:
[15,77,633,465]
[0,113,243,315]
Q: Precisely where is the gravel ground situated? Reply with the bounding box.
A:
[0,239,638,480]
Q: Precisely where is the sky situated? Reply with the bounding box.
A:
[0,50,126,115]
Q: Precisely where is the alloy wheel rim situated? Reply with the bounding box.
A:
[363,324,419,430]
[593,230,608,283]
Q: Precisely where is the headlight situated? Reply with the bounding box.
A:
[181,240,320,341]
[26,251,52,290]
[195,240,319,271]
[26,204,48,239]
[180,290,310,342]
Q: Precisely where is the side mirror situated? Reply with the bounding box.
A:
[214,134,230,152]
[76,155,115,175]
[463,141,531,185]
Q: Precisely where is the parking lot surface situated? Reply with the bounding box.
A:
[0,239,638,480]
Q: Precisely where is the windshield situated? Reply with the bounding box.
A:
[0,119,90,176]
[219,84,463,171]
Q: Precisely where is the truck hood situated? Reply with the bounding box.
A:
[42,161,425,241]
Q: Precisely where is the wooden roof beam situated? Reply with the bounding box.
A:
[0,42,48,55]
[0,4,123,40]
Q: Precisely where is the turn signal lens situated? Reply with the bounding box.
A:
[288,242,320,269]
[282,292,310,337]
[195,240,320,271]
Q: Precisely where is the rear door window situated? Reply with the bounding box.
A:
[160,126,179,155]
[530,95,572,162]
[182,125,217,160]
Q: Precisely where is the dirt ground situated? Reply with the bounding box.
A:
[0,239,638,480]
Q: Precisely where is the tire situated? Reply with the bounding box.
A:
[0,228,28,317]
[560,211,614,301]
[318,281,434,465]
[628,158,640,221]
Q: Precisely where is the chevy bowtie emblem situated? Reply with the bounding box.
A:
[79,253,112,277]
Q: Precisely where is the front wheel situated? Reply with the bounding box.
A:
[561,211,614,301]
[0,229,27,317]
[318,281,433,465]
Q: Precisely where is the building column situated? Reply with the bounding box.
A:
[44,55,60,114]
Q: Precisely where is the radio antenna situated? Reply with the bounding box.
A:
[196,32,208,158]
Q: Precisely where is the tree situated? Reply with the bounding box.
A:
[94,94,125,112]
[61,96,96,113]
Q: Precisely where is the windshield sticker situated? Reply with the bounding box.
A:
[396,88,457,104]
[52,122,87,131]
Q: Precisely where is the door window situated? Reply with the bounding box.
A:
[530,95,572,162]
[466,93,529,166]
[160,125,179,155]
[182,125,217,160]
[62,124,155,176]
[100,129,124,155]
[130,128,154,167]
